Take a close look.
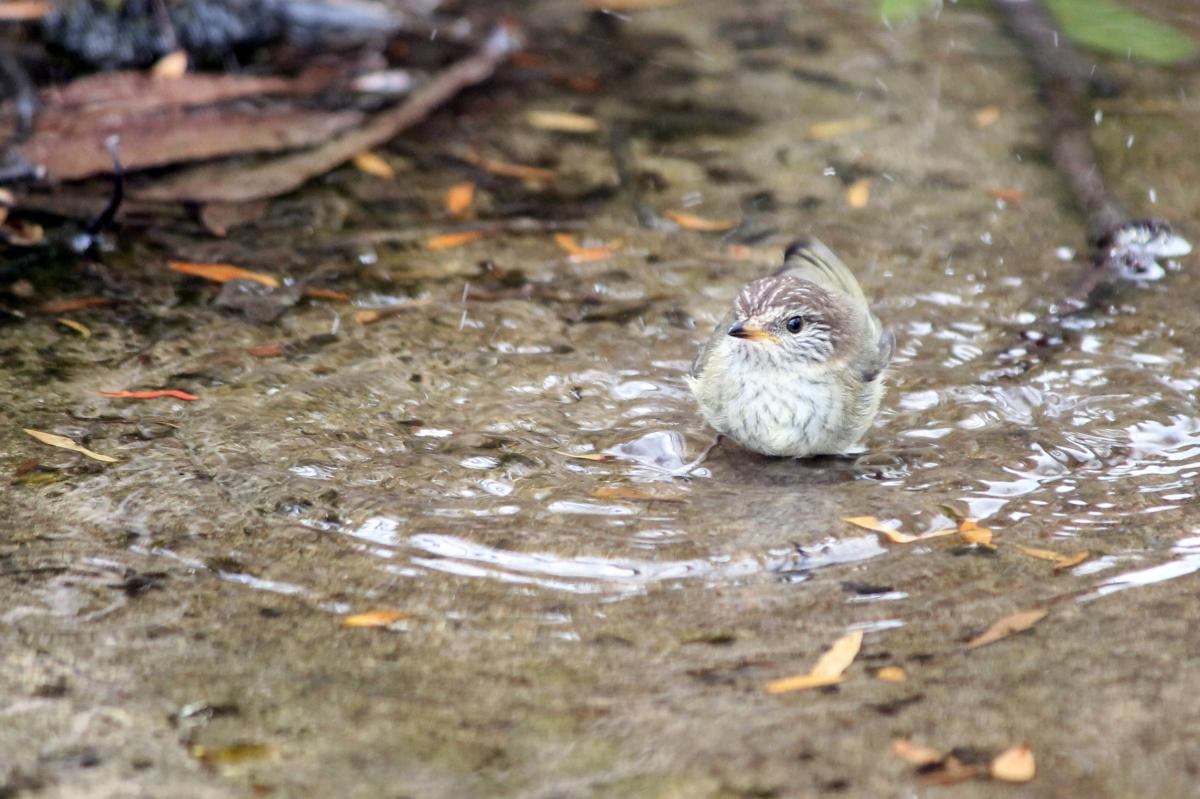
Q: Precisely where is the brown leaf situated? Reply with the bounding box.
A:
[989,187,1025,204]
[353,299,434,325]
[302,288,352,302]
[445,181,476,217]
[353,151,396,179]
[965,608,1048,650]
[426,230,486,250]
[846,178,872,209]
[766,630,862,694]
[100,389,199,401]
[132,26,519,203]
[805,116,876,140]
[526,110,600,133]
[922,756,983,786]
[1016,545,1063,562]
[891,738,943,766]
[343,610,409,627]
[461,153,555,182]
[1052,551,1089,571]
[0,1,50,20]
[36,297,112,314]
[246,343,285,358]
[663,209,738,232]
[191,742,279,767]
[991,743,1036,783]
[23,428,117,463]
[168,261,280,288]
[875,666,907,682]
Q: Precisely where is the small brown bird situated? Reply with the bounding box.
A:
[687,239,894,457]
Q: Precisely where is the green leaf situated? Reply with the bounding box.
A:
[1045,0,1198,65]
[879,0,932,25]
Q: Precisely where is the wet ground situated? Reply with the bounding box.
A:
[4,0,1200,796]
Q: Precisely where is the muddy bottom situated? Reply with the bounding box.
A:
[4,0,1200,796]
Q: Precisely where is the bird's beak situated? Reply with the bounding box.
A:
[728,321,778,342]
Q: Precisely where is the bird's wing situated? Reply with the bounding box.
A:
[859,328,895,383]
[775,238,868,307]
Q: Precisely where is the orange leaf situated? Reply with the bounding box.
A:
[352,151,395,179]
[445,182,476,217]
[663,210,738,232]
[168,261,279,288]
[1016,545,1062,562]
[100,389,199,401]
[303,287,352,302]
[1052,551,1089,571]
[461,153,556,182]
[247,343,285,357]
[989,187,1025,204]
[766,630,862,694]
[425,230,485,250]
[553,233,611,262]
[876,666,907,682]
[846,178,872,209]
[958,519,995,549]
[0,1,51,20]
[991,743,1036,783]
[891,738,943,766]
[843,516,957,545]
[343,610,409,627]
[591,486,686,502]
[965,608,1048,650]
[36,297,111,314]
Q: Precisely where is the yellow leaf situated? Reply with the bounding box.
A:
[343,611,409,627]
[191,742,279,766]
[805,116,876,141]
[959,519,995,548]
[965,608,1048,650]
[556,451,616,462]
[445,182,476,217]
[353,151,396,179]
[846,178,872,209]
[766,630,862,694]
[526,110,600,133]
[425,230,486,250]
[876,666,907,682]
[1017,545,1063,562]
[23,428,117,463]
[663,210,738,232]
[168,261,280,288]
[991,743,1036,782]
[891,738,943,766]
[151,49,188,79]
[55,318,92,338]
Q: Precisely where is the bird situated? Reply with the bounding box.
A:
[686,238,895,458]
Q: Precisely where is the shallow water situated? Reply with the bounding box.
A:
[4,0,1200,796]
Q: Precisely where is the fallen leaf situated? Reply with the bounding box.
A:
[0,0,50,20]
[100,389,199,401]
[590,486,686,502]
[989,187,1026,204]
[663,209,738,232]
[35,297,112,314]
[766,630,862,694]
[842,516,957,544]
[426,230,486,250]
[526,110,600,133]
[461,153,556,182]
[151,50,189,79]
[168,261,280,288]
[1052,551,1089,571]
[958,519,996,549]
[846,177,872,209]
[557,451,617,462]
[133,28,518,202]
[1016,545,1062,562]
[891,738,943,766]
[991,743,1036,783]
[805,116,876,140]
[445,181,476,217]
[302,288,352,302]
[55,318,91,338]
[974,105,1002,128]
[1,220,44,245]
[553,232,613,263]
[191,742,279,767]
[876,666,907,682]
[965,608,1048,650]
[246,343,285,357]
[343,610,409,627]
[23,428,117,463]
[353,151,396,179]
[565,74,601,93]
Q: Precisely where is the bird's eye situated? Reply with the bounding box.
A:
[785,315,804,334]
